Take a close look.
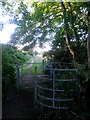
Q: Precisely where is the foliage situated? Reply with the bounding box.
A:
[9,2,88,45]
[1,1,90,117]
[2,44,29,100]
[29,55,42,75]
[19,55,42,77]
[8,2,89,67]
[43,40,87,66]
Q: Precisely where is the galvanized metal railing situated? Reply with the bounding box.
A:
[34,66,80,110]
[15,62,80,109]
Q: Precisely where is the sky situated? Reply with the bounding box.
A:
[0,6,17,44]
[0,24,16,44]
[0,3,51,52]
[0,23,51,52]
[0,18,51,52]
[34,42,51,53]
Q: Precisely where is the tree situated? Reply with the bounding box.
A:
[2,44,29,100]
[85,7,90,110]
[2,0,90,114]
[61,2,75,60]
[87,8,90,69]
[7,1,88,65]
[10,2,88,54]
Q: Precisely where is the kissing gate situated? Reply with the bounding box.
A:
[16,61,80,110]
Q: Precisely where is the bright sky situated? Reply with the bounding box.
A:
[0,3,51,52]
[34,42,51,53]
[0,24,16,44]
[0,20,51,52]
[0,24,51,52]
[0,6,17,44]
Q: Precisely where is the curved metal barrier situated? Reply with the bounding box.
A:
[34,67,80,110]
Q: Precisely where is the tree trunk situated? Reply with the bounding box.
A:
[85,8,90,109]
[61,2,75,60]
[68,2,79,44]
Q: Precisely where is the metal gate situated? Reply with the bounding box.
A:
[16,62,80,110]
[34,62,80,110]
[16,62,43,90]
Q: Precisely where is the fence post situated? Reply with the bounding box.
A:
[35,66,37,101]
[16,64,20,91]
[21,64,23,76]
[42,59,44,69]
[50,63,53,79]
[76,69,80,92]
[52,69,55,108]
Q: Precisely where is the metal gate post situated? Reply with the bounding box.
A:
[50,63,53,79]
[16,64,20,91]
[35,66,37,101]
[52,69,55,108]
[42,59,44,69]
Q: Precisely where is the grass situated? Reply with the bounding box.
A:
[22,55,33,68]
[20,66,31,76]
[29,55,43,75]
[29,63,42,75]
[20,55,43,76]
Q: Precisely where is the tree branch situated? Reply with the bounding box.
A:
[68,2,79,44]
[61,2,75,59]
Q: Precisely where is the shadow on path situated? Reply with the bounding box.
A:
[2,72,40,119]
[2,88,35,119]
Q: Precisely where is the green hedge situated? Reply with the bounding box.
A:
[2,44,29,100]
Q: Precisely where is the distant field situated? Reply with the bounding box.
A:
[20,55,43,76]
[29,55,43,75]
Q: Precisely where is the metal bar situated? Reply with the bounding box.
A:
[46,62,73,64]
[53,69,78,71]
[57,79,78,82]
[42,59,44,69]
[55,98,72,102]
[37,93,52,101]
[34,66,37,101]
[36,100,68,110]
[35,64,81,110]
[37,85,53,91]
[37,75,50,80]
[49,79,78,82]
[53,69,55,108]
[39,78,78,82]
[42,68,78,71]
[16,64,20,91]
[50,63,53,78]
[37,93,72,102]
[55,89,74,92]
[37,85,74,92]
[75,69,80,91]
[21,64,24,78]
[55,89,65,92]
[38,75,50,77]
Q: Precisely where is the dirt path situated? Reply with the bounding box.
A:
[2,72,40,119]
[28,59,34,67]
[23,59,34,70]
[3,89,34,119]
[2,61,55,119]
[20,72,35,89]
